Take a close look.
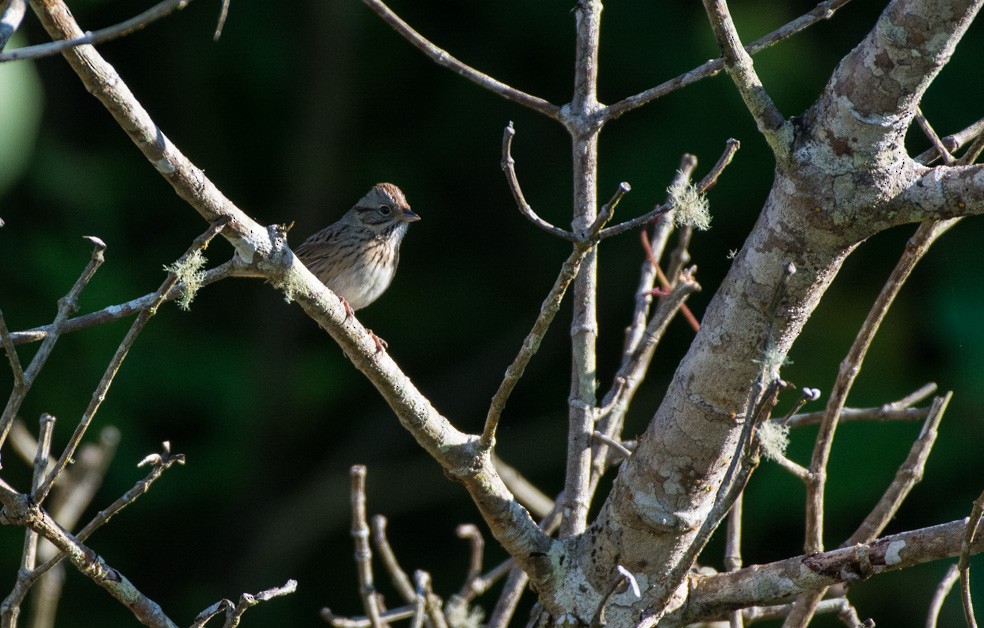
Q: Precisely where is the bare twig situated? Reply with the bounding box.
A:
[500,122,576,241]
[481,246,588,450]
[786,382,936,427]
[321,606,418,628]
[663,226,694,292]
[591,432,632,461]
[778,387,822,425]
[193,580,298,628]
[790,219,958,626]
[845,393,950,546]
[597,139,738,240]
[958,489,984,628]
[410,597,425,628]
[0,236,106,451]
[34,220,228,503]
[10,258,255,346]
[481,179,628,449]
[23,442,184,593]
[560,0,603,543]
[348,466,382,628]
[213,0,231,40]
[724,494,743,574]
[222,580,298,628]
[0,0,197,62]
[784,219,959,628]
[927,564,961,628]
[604,0,854,120]
[491,455,554,519]
[486,566,527,628]
[455,524,485,597]
[0,413,54,625]
[617,156,697,358]
[0,309,24,386]
[737,597,870,625]
[590,272,700,492]
[915,108,956,165]
[701,0,788,154]
[0,486,177,627]
[586,182,630,237]
[414,571,448,628]
[369,515,416,603]
[696,138,742,192]
[361,0,560,119]
[915,116,984,165]
[725,494,745,628]
[807,224,956,546]
[765,449,812,482]
[961,131,984,165]
[47,426,122,534]
[32,425,121,628]
[455,558,513,603]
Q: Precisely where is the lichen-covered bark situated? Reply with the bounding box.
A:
[544,0,984,624]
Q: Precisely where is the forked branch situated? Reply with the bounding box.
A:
[701,0,789,156]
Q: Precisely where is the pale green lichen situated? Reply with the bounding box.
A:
[758,420,791,462]
[164,250,207,311]
[279,271,311,304]
[445,597,485,628]
[754,342,793,375]
[667,178,711,230]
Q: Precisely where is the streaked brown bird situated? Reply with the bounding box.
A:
[295,183,419,312]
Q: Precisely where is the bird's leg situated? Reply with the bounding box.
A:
[366,329,388,353]
[338,294,355,320]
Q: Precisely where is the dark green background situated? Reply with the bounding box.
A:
[1,0,983,625]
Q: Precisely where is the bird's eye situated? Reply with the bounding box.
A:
[378,204,392,216]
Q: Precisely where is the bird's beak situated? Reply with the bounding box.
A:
[401,209,421,223]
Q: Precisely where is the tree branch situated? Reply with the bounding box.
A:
[915,115,984,165]
[845,392,950,546]
[33,220,227,504]
[9,258,258,346]
[0,236,106,450]
[785,382,936,427]
[29,0,557,595]
[348,466,383,627]
[597,139,737,240]
[677,519,984,625]
[0,486,177,627]
[500,122,577,241]
[0,0,196,63]
[810,0,983,161]
[481,246,588,450]
[700,0,790,157]
[560,0,604,543]
[603,0,855,120]
[359,0,560,119]
[893,164,984,225]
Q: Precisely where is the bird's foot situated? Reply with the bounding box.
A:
[367,329,388,353]
[338,295,355,320]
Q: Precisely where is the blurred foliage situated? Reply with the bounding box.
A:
[0,0,982,625]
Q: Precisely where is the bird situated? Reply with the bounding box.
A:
[294,183,419,338]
